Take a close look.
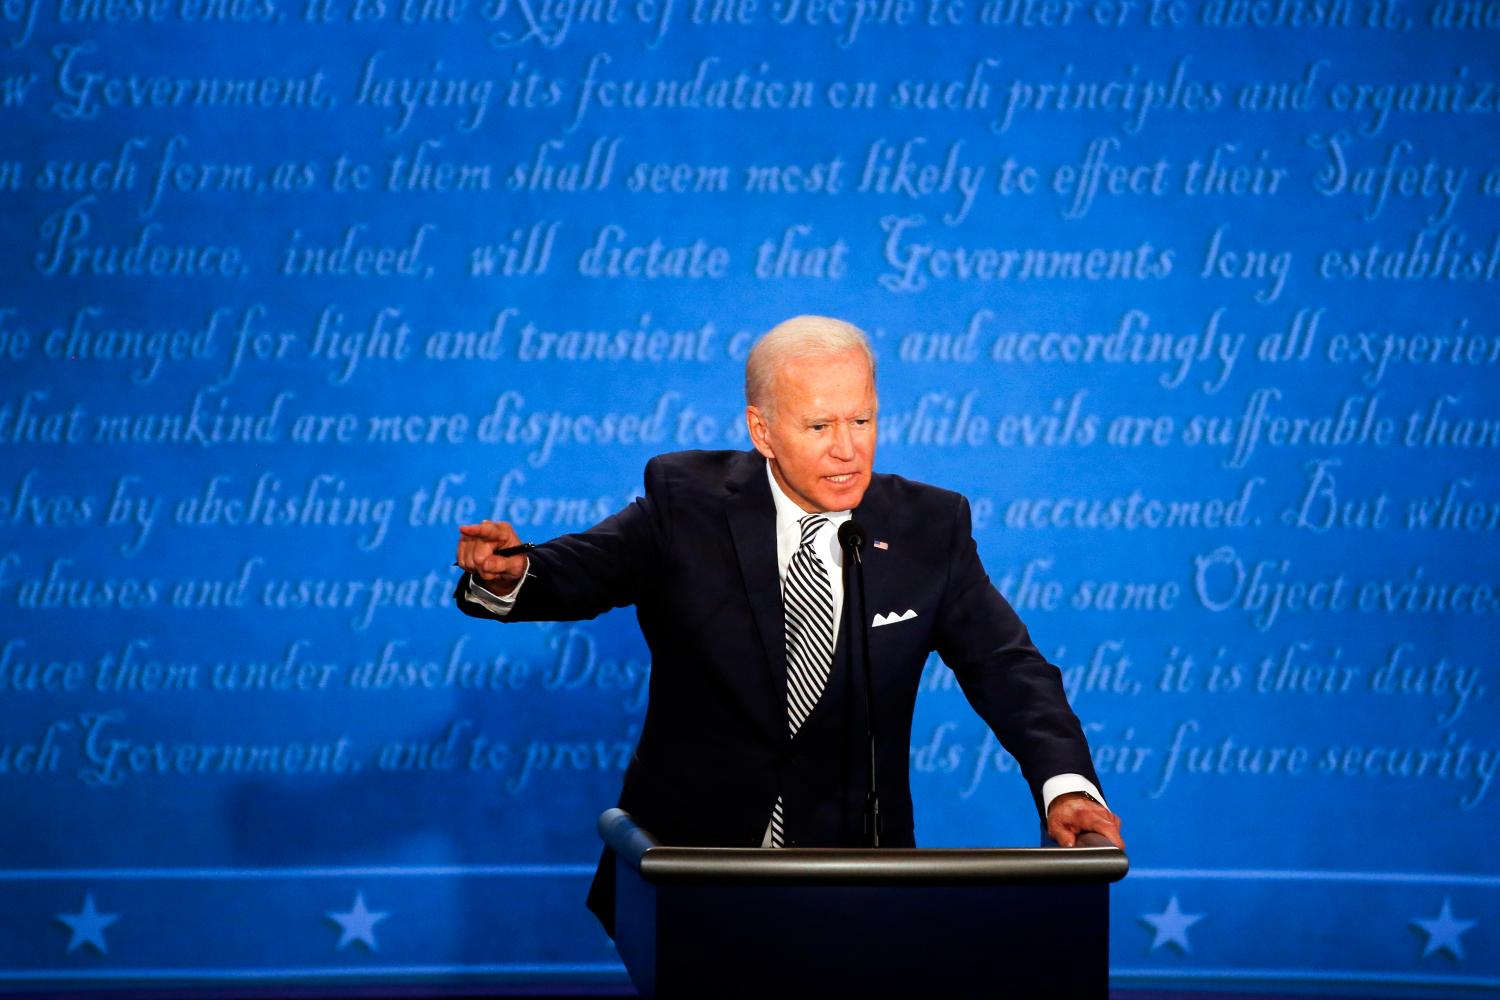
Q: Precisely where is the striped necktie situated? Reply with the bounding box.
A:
[769,514,834,848]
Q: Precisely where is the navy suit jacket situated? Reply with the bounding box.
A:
[455,448,1100,934]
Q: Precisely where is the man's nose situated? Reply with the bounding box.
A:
[829,422,855,460]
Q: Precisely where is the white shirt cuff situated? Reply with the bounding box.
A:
[465,573,526,615]
[1041,774,1107,815]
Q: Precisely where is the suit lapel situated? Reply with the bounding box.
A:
[723,453,787,746]
[850,474,894,629]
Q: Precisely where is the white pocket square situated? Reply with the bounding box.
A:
[872,609,917,628]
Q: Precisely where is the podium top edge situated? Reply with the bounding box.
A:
[599,808,1128,885]
[634,845,1129,885]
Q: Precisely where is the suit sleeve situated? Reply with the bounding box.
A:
[932,494,1102,818]
[453,457,672,624]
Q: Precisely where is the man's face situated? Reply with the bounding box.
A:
[747,349,878,513]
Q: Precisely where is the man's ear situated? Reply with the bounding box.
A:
[746,406,775,459]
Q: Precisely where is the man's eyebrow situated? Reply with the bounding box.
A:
[802,409,876,424]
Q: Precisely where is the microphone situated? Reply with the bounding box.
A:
[837,518,880,847]
[836,519,868,561]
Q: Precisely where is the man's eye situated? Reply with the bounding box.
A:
[809,424,827,432]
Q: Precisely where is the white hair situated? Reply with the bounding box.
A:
[744,315,876,415]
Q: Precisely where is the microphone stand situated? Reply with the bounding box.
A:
[840,522,880,848]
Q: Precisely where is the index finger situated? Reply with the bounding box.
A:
[459,520,516,541]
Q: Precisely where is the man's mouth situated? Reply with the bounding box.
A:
[825,473,858,484]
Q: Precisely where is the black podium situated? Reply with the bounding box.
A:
[599,808,1129,999]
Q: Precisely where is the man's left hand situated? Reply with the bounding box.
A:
[1046,792,1124,849]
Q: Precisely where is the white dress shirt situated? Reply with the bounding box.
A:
[764,460,851,642]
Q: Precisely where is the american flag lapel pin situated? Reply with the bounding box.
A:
[872,540,889,550]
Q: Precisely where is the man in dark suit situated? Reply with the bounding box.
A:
[454,315,1123,935]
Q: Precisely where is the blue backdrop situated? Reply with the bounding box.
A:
[1,4,1497,994]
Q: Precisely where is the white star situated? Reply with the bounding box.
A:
[1141,894,1203,953]
[326,892,388,951]
[1413,898,1476,960]
[56,893,119,955]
